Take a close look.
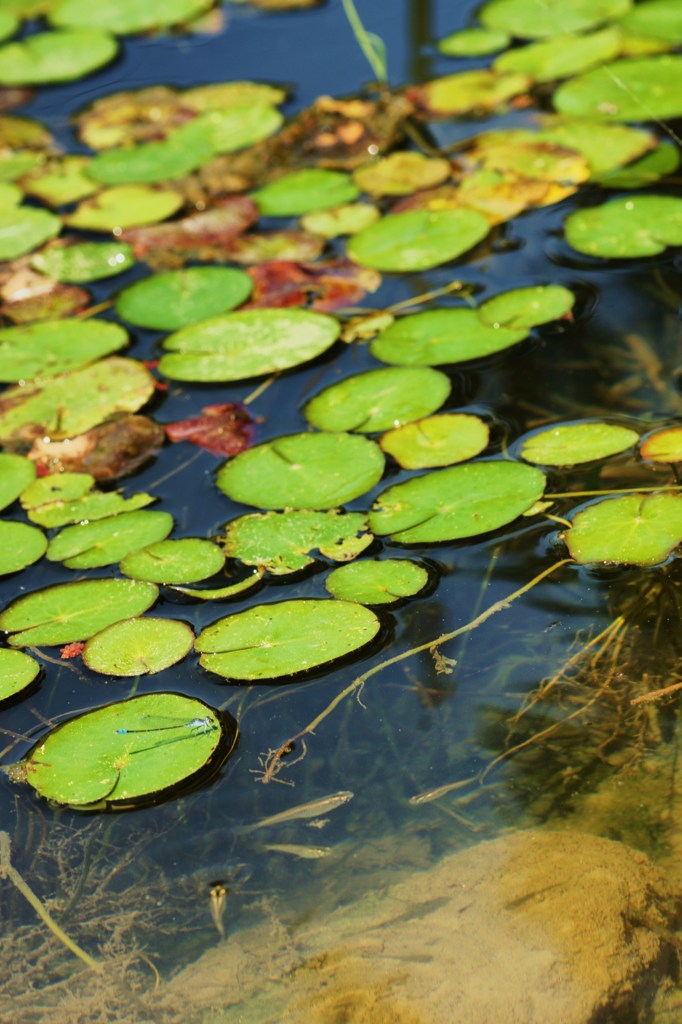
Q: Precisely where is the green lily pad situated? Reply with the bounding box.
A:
[0,520,46,575]
[0,29,118,85]
[477,285,575,329]
[619,0,682,44]
[66,185,183,232]
[380,413,489,470]
[0,319,128,382]
[216,432,384,511]
[0,452,35,511]
[86,120,215,186]
[640,427,682,462]
[21,473,154,527]
[21,692,230,809]
[195,598,380,681]
[116,267,253,332]
[535,116,655,175]
[0,357,155,443]
[204,104,284,154]
[120,538,225,583]
[159,308,339,383]
[0,648,40,705]
[47,509,173,569]
[437,27,510,56]
[0,181,21,208]
[479,0,632,39]
[495,27,622,83]
[554,55,682,121]
[564,493,682,566]
[0,205,60,260]
[0,11,17,43]
[521,422,639,466]
[370,308,527,365]
[304,367,451,433]
[347,209,490,273]
[222,509,372,575]
[415,70,532,117]
[594,140,681,188]
[369,461,546,543]
[31,242,134,283]
[564,194,682,257]
[0,577,158,647]
[82,617,194,676]
[300,203,379,238]
[353,153,451,197]
[0,152,44,182]
[254,169,359,217]
[21,156,99,206]
[50,0,213,35]
[325,559,429,605]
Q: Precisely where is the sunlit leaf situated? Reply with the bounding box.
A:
[370,308,526,365]
[300,203,379,238]
[120,538,225,584]
[116,267,252,331]
[21,472,154,527]
[21,156,98,206]
[479,0,631,39]
[353,152,451,197]
[254,169,359,216]
[494,28,622,82]
[409,70,531,118]
[49,0,214,35]
[534,116,656,175]
[0,318,128,381]
[0,29,118,85]
[564,493,682,566]
[594,139,680,187]
[31,241,134,283]
[554,55,682,121]
[325,558,428,605]
[520,421,639,465]
[0,648,39,705]
[477,285,575,329]
[380,413,489,470]
[437,27,510,56]
[348,208,490,272]
[0,452,35,511]
[66,185,183,232]
[223,229,323,265]
[0,520,46,574]
[640,427,682,463]
[564,194,682,257]
[618,0,682,44]
[46,509,173,569]
[0,204,60,260]
[82,617,194,676]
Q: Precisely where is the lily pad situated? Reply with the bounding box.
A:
[0,577,158,647]
[370,308,527,365]
[0,319,128,382]
[46,509,173,569]
[495,28,622,83]
[0,357,155,443]
[413,70,532,117]
[353,153,451,197]
[0,204,60,260]
[204,104,284,154]
[86,120,215,186]
[216,432,384,511]
[31,242,134,283]
[82,617,194,676]
[325,559,429,605]
[0,29,118,86]
[116,267,253,331]
[0,452,35,511]
[437,27,510,56]
[640,427,682,463]
[535,116,655,175]
[479,0,632,39]
[222,509,372,575]
[159,308,339,383]
[21,156,99,206]
[554,55,682,121]
[195,598,380,681]
[20,692,231,809]
[120,538,225,584]
[300,203,379,238]
[594,140,681,188]
[49,0,214,35]
[521,422,639,466]
[564,493,682,566]
[254,169,359,217]
[369,461,546,543]
[0,648,40,704]
[0,520,46,575]
[66,185,183,232]
[564,194,682,257]
[477,285,575,329]
[21,473,154,527]
[347,209,490,273]
[223,229,323,265]
[380,413,489,470]
[618,0,682,43]
[304,367,451,433]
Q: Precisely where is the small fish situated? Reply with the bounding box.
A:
[209,882,228,938]
[238,790,353,833]
[408,778,471,805]
[263,843,332,859]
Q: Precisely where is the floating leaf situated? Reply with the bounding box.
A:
[120,538,225,584]
[0,452,34,511]
[49,0,214,35]
[554,55,682,121]
[535,116,655,175]
[564,194,682,257]
[159,308,339,382]
[300,203,379,238]
[20,156,98,206]
[0,577,158,647]
[564,493,682,566]
[618,0,682,44]
[494,28,622,82]
[369,461,546,543]
[66,185,183,232]
[216,432,384,511]
[0,357,154,443]
[27,415,164,480]
[21,472,153,527]
[245,258,380,312]
[31,242,134,283]
[82,618,194,676]
[0,648,39,704]
[437,27,510,56]
[640,427,682,463]
[594,139,680,188]
[116,267,252,331]
[0,271,89,325]
[170,573,261,600]
[203,103,283,154]
[165,402,255,457]
[46,509,173,569]
[223,230,324,265]
[479,0,631,39]
[0,29,118,85]
[353,153,451,197]
[465,130,590,184]
[370,308,526,365]
[347,209,490,273]
[304,367,451,433]
[0,520,46,574]
[21,692,232,809]
[0,205,60,260]
[380,413,489,470]
[254,169,359,217]
[119,199,259,266]
[477,285,575,329]
[195,598,380,681]
[325,559,429,605]
[0,12,17,44]
[521,422,639,465]
[222,509,372,575]
[410,70,531,118]
[86,119,215,186]
[0,318,128,381]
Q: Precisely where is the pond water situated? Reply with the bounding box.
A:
[1,1,682,1022]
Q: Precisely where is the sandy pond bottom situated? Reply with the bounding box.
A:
[157,828,682,1024]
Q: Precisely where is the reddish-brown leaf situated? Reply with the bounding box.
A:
[28,414,165,480]
[165,402,256,457]
[244,258,381,312]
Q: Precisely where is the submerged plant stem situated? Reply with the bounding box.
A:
[341,0,387,83]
